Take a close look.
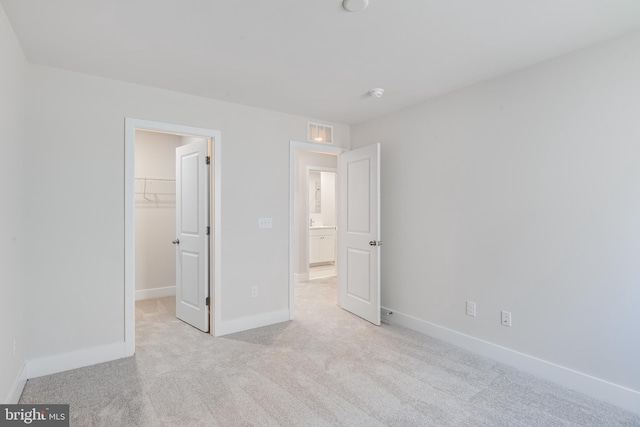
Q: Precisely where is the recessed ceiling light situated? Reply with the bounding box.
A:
[343,0,369,13]
[369,88,384,98]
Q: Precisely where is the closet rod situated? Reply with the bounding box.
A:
[134,177,175,182]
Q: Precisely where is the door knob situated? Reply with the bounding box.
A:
[369,240,382,246]
[172,239,180,245]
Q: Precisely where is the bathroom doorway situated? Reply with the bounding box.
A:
[288,141,344,320]
[308,168,337,280]
[289,140,381,325]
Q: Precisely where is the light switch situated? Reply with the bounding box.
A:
[258,217,273,229]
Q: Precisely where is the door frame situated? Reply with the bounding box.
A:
[288,140,344,320]
[125,118,222,356]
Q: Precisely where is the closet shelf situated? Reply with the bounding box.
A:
[134,177,176,199]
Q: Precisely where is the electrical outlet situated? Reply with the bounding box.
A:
[466,301,476,317]
[250,286,258,298]
[13,336,16,358]
[258,218,273,229]
[501,310,512,327]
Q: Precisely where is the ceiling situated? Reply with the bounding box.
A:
[3,1,640,125]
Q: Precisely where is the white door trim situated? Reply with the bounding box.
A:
[125,118,222,356]
[289,141,344,321]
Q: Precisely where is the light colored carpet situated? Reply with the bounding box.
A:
[19,277,640,426]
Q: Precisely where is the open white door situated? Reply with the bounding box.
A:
[337,143,381,325]
[175,139,210,332]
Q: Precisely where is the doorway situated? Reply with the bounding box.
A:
[124,119,222,357]
[133,130,182,303]
[289,140,382,325]
[289,141,344,320]
[134,130,211,334]
[308,168,337,280]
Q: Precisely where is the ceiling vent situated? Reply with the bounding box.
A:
[308,122,333,144]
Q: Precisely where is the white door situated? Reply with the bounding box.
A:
[175,139,210,332]
[337,143,381,325]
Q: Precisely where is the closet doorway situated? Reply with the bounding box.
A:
[124,119,222,357]
[134,130,184,303]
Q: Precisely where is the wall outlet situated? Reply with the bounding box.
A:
[250,286,258,298]
[501,310,512,327]
[258,217,273,229]
[13,336,16,358]
[466,301,476,317]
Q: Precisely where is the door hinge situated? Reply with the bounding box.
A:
[206,297,210,306]
[206,226,210,235]
[206,156,210,165]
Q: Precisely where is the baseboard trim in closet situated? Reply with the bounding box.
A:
[135,286,176,301]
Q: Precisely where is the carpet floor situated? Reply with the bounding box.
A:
[19,277,640,426]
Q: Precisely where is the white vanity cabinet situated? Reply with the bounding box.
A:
[309,227,336,264]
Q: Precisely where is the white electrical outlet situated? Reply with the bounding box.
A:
[250,286,258,298]
[466,301,476,317]
[501,310,512,327]
[258,217,273,229]
[13,336,16,358]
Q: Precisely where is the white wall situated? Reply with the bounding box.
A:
[0,3,26,402]
[351,31,640,404]
[320,172,336,227]
[309,171,321,223]
[294,151,338,276]
[308,171,336,228]
[22,65,349,361]
[134,130,182,297]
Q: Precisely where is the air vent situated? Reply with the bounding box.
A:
[308,122,333,144]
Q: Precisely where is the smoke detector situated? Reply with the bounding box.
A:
[369,88,384,98]
[343,0,369,12]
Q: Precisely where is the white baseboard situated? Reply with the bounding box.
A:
[135,285,176,301]
[5,362,27,404]
[381,307,640,416]
[216,309,290,336]
[26,342,127,380]
[294,273,309,282]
